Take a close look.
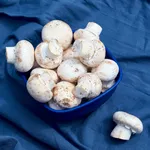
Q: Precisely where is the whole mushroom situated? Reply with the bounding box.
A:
[35,40,63,69]
[57,58,87,83]
[74,73,102,99]
[92,59,119,81]
[30,68,59,83]
[110,111,143,140]
[74,22,102,40]
[42,20,73,50]
[53,81,81,108]
[26,72,55,103]
[6,40,34,72]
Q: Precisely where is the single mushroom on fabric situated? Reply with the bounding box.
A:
[26,72,55,103]
[6,40,34,72]
[74,73,102,99]
[48,100,64,110]
[53,81,81,108]
[73,39,106,68]
[35,40,63,69]
[57,58,87,83]
[30,68,59,83]
[92,59,119,82]
[42,20,73,50]
[74,22,102,40]
[110,111,143,140]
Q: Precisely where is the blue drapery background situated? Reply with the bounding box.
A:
[0,0,150,149]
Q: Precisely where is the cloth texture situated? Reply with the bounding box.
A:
[0,0,150,150]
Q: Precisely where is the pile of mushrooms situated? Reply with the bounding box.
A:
[5,20,119,110]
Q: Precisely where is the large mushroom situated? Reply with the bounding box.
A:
[74,22,102,40]
[53,81,81,108]
[57,58,87,83]
[92,59,119,81]
[110,111,143,140]
[30,68,59,83]
[6,40,34,72]
[74,73,102,99]
[26,72,55,103]
[35,39,63,69]
[42,20,73,50]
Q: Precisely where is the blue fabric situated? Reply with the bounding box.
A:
[0,0,150,149]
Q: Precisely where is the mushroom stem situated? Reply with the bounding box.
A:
[6,47,16,64]
[85,22,102,37]
[111,124,132,140]
[47,39,61,59]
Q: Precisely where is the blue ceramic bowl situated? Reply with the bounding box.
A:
[19,46,123,122]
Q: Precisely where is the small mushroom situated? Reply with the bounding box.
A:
[42,20,73,50]
[53,81,81,108]
[74,22,102,40]
[73,39,106,68]
[110,111,143,140]
[6,40,34,72]
[74,73,102,99]
[92,59,119,81]
[26,72,55,103]
[48,100,64,110]
[57,58,87,83]
[30,68,59,83]
[35,40,63,69]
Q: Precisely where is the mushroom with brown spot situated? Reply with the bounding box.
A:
[6,40,34,72]
[74,73,102,99]
[57,58,87,83]
[35,39,63,69]
[53,81,81,108]
[110,111,143,140]
[42,20,73,50]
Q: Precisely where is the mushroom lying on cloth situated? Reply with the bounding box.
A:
[42,20,73,50]
[111,111,143,140]
[92,59,119,82]
[26,72,55,103]
[30,68,59,83]
[57,58,87,83]
[53,81,81,108]
[74,22,102,40]
[6,40,34,72]
[74,73,102,99]
[35,40,63,69]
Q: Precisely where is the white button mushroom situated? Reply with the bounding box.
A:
[26,72,56,103]
[53,81,81,108]
[30,68,59,83]
[92,59,119,81]
[57,58,87,83]
[110,111,143,140]
[6,40,34,72]
[74,22,102,40]
[42,20,73,50]
[73,39,106,68]
[74,73,102,99]
[48,100,64,110]
[35,40,63,69]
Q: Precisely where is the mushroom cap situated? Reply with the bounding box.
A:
[74,73,102,99]
[30,68,59,83]
[79,40,106,67]
[42,20,73,50]
[26,73,55,103]
[57,58,87,83]
[35,41,63,69]
[92,59,119,81]
[48,100,64,110]
[113,111,143,133]
[53,81,81,108]
[8,40,34,72]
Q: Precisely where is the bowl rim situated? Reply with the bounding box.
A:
[21,47,123,113]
